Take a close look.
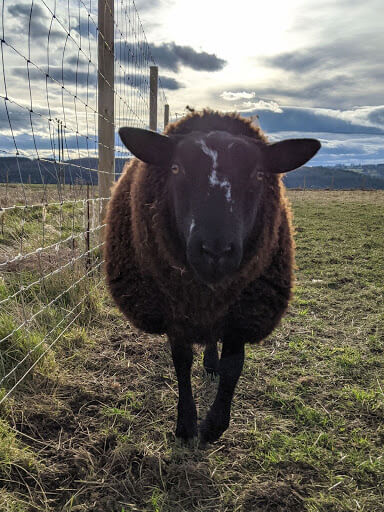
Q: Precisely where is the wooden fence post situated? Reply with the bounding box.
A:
[150,66,158,131]
[164,104,169,130]
[98,0,115,240]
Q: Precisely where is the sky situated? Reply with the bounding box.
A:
[136,0,384,166]
[0,0,383,166]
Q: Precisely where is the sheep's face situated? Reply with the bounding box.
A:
[119,127,320,285]
[168,131,266,285]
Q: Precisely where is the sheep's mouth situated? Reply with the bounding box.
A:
[188,258,239,287]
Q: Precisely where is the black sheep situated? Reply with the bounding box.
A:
[105,110,321,444]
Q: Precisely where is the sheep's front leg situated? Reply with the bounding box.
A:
[200,337,244,444]
[170,337,197,442]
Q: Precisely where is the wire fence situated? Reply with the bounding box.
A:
[0,0,170,403]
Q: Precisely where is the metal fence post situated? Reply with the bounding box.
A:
[150,66,158,131]
[98,0,115,239]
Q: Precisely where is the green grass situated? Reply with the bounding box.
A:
[0,184,104,390]
[0,189,383,511]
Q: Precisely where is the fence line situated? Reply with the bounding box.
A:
[0,0,170,403]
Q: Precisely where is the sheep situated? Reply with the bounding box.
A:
[104,109,321,444]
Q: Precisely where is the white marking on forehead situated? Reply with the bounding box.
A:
[209,169,232,203]
[189,217,195,235]
[198,139,218,169]
[198,138,234,211]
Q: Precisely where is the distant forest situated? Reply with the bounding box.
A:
[1,156,384,190]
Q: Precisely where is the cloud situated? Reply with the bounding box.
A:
[12,66,97,88]
[0,132,95,154]
[116,72,183,90]
[214,73,372,110]
[240,100,283,113]
[258,27,384,109]
[72,19,97,39]
[0,101,50,135]
[368,107,384,126]
[309,135,384,165]
[133,0,173,11]
[154,43,226,72]
[207,93,384,163]
[265,36,378,75]
[240,103,384,135]
[7,3,62,41]
[158,76,184,90]
[116,40,226,73]
[220,91,255,101]
[267,132,384,166]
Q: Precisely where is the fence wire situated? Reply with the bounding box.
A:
[0,0,169,403]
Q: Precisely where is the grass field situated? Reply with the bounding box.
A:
[0,190,383,511]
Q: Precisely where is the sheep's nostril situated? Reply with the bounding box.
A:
[201,242,234,260]
[188,239,242,283]
[201,243,212,256]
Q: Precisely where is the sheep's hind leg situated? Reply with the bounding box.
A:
[169,336,197,443]
[200,337,244,445]
[203,342,219,379]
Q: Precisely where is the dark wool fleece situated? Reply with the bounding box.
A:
[104,110,295,345]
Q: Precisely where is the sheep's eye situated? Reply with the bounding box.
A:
[252,169,265,181]
[171,164,180,175]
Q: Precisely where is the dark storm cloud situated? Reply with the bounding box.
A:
[158,75,184,90]
[7,3,62,41]
[151,42,227,72]
[119,73,183,90]
[116,40,226,72]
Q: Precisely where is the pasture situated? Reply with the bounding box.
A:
[0,189,383,511]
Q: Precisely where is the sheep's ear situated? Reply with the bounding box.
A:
[119,127,175,167]
[262,139,321,173]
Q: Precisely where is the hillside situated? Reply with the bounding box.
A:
[0,157,127,185]
[1,157,384,189]
[283,165,384,189]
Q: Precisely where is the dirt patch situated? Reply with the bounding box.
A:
[240,477,307,512]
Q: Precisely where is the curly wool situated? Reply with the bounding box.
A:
[104,110,295,344]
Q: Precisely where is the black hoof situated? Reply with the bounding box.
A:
[176,421,197,444]
[175,435,199,449]
[199,413,229,445]
[204,367,218,381]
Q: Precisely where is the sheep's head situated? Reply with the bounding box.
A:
[119,127,320,285]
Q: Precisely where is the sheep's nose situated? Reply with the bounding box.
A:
[186,238,242,284]
[201,242,234,263]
